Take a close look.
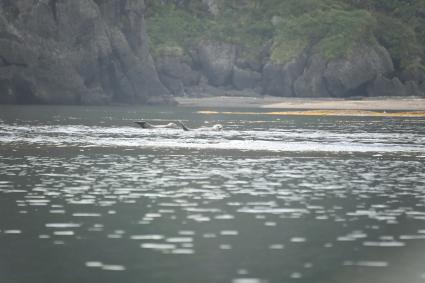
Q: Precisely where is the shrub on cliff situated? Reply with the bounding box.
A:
[271,8,375,64]
[145,0,425,92]
[146,3,207,55]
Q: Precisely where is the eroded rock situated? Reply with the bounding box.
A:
[367,75,407,97]
[155,54,200,95]
[292,43,395,97]
[0,0,170,105]
[294,54,330,97]
[262,54,307,97]
[324,44,394,96]
[232,67,261,90]
[198,40,236,87]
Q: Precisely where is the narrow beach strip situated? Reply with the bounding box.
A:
[197,110,425,117]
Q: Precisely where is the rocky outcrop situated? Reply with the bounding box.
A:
[367,75,406,97]
[260,42,396,98]
[293,54,330,97]
[0,0,171,105]
[155,54,200,95]
[405,81,425,97]
[401,65,425,95]
[324,44,394,96]
[293,43,394,97]
[262,54,307,97]
[2,0,417,104]
[232,67,261,90]
[198,40,236,87]
[149,38,409,99]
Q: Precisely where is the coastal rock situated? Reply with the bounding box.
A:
[367,75,407,97]
[198,40,236,86]
[236,56,264,73]
[155,54,200,89]
[400,63,425,82]
[158,75,185,96]
[0,0,170,105]
[0,39,37,67]
[324,44,394,96]
[232,67,261,90]
[401,64,425,95]
[294,43,394,97]
[294,54,331,97]
[404,81,425,97]
[263,54,307,97]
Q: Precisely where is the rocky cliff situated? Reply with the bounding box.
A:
[0,0,172,105]
[1,0,425,105]
[147,0,425,99]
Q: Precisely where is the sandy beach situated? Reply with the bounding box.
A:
[177,96,425,111]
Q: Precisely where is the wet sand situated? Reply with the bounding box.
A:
[177,96,425,111]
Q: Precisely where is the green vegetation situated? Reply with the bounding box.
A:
[271,8,375,63]
[374,14,421,69]
[271,38,308,64]
[145,0,425,70]
[145,3,207,56]
[343,0,425,70]
[204,3,273,60]
[145,0,272,60]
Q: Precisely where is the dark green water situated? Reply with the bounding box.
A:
[1,105,425,283]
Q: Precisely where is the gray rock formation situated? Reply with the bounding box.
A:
[367,75,406,97]
[155,54,200,95]
[401,66,425,83]
[0,0,171,105]
[401,64,425,96]
[157,75,185,97]
[294,54,331,97]
[293,43,394,97]
[198,40,236,87]
[262,54,307,97]
[232,67,261,90]
[404,81,424,97]
[324,44,394,96]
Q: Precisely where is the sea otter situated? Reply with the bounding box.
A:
[134,121,223,131]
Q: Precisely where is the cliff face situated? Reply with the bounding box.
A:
[0,0,171,105]
[146,0,425,99]
[1,0,424,105]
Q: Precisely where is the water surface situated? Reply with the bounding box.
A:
[1,105,425,283]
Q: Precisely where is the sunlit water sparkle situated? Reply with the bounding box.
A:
[0,105,425,283]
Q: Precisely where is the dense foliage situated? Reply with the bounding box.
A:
[145,0,425,71]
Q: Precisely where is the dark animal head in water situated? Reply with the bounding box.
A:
[175,121,190,131]
[134,121,151,129]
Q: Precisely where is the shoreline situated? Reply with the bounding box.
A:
[176,96,425,111]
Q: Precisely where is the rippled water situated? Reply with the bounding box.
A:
[1,105,425,283]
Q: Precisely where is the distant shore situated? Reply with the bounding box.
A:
[177,96,425,111]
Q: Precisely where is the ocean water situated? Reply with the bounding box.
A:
[0,105,425,283]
